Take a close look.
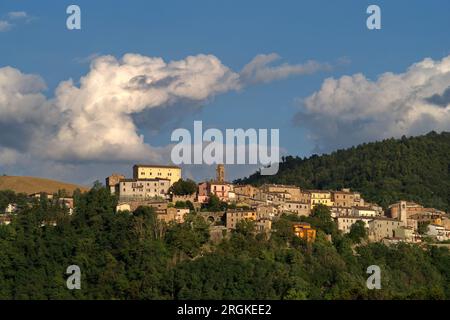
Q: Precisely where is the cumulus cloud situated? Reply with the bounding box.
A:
[240,53,331,84]
[293,55,450,152]
[46,53,240,162]
[0,52,328,182]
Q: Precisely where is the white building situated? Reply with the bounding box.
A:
[352,206,377,217]
[119,178,170,200]
[336,216,373,234]
[427,224,450,242]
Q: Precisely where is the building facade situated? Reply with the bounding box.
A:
[280,201,310,216]
[332,188,364,207]
[368,218,403,242]
[260,184,302,201]
[119,178,170,200]
[336,216,374,233]
[226,210,257,229]
[133,164,181,186]
[234,185,258,198]
[198,181,233,203]
[310,190,333,208]
[351,206,377,217]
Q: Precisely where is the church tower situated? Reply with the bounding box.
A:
[216,164,225,183]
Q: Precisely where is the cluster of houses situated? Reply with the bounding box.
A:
[1,163,449,245]
[104,163,450,244]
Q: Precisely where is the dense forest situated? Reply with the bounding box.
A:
[0,185,449,300]
[237,131,450,211]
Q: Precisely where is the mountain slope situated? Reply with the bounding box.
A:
[0,176,89,195]
[236,131,450,211]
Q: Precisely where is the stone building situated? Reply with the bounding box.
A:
[280,201,310,216]
[226,209,257,229]
[158,207,189,224]
[133,164,181,186]
[256,219,272,235]
[332,188,364,207]
[259,184,302,201]
[389,201,445,220]
[336,216,374,234]
[351,206,378,217]
[118,178,170,200]
[106,173,126,194]
[216,164,225,183]
[368,218,403,242]
[234,185,258,198]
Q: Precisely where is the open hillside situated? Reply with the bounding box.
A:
[236,131,450,211]
[0,176,89,195]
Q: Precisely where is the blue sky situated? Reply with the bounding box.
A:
[1,0,450,185]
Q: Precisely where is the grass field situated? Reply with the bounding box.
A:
[0,176,90,195]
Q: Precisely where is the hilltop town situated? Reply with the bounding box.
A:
[0,164,450,244]
[100,163,450,245]
[1,163,449,245]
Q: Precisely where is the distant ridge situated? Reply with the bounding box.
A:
[0,176,89,195]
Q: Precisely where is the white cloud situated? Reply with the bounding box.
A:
[240,53,331,84]
[0,20,12,32]
[46,53,241,162]
[0,52,328,182]
[8,11,28,19]
[0,53,242,165]
[294,55,450,151]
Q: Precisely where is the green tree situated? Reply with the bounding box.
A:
[348,221,368,243]
[169,179,197,196]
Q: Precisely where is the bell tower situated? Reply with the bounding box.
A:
[216,164,225,183]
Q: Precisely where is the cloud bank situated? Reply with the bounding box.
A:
[294,55,450,152]
[0,52,325,182]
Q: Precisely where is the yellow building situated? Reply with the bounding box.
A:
[226,210,257,229]
[133,164,181,186]
[309,190,333,209]
[293,223,316,242]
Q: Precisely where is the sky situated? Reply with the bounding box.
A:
[1,0,450,186]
